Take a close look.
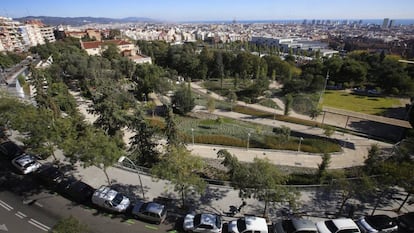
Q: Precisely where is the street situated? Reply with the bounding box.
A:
[0,160,179,233]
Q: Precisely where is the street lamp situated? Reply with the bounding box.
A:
[298,137,304,152]
[318,71,329,105]
[191,128,194,145]
[247,132,251,151]
[118,156,145,200]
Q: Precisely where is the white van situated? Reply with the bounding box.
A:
[91,185,130,213]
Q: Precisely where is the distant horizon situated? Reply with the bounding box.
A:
[2,0,414,22]
[12,15,414,26]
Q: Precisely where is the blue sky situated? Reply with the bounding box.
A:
[2,0,414,21]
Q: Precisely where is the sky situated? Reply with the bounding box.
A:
[2,0,414,21]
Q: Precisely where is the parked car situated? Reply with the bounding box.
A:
[91,185,130,213]
[131,201,167,224]
[397,212,414,233]
[183,212,223,233]
[0,141,24,160]
[356,215,397,233]
[11,154,41,174]
[273,218,318,233]
[316,218,360,233]
[64,180,95,204]
[228,216,268,233]
[35,165,65,188]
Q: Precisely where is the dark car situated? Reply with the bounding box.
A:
[0,141,24,160]
[397,212,414,233]
[35,165,65,188]
[65,180,95,203]
[356,215,397,233]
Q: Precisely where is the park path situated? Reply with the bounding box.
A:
[69,84,392,169]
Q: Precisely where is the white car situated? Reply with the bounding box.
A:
[91,185,130,213]
[11,154,41,174]
[183,212,222,233]
[228,216,268,233]
[273,218,318,233]
[316,218,360,233]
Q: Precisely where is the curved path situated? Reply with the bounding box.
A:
[70,85,393,169]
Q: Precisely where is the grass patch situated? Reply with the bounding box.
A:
[258,98,281,109]
[322,90,403,115]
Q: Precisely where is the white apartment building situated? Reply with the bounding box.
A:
[40,26,56,43]
[19,24,45,49]
[0,17,24,52]
[0,16,56,52]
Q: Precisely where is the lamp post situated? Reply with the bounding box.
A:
[318,71,329,105]
[247,132,251,151]
[118,156,145,200]
[191,128,194,145]
[298,137,303,152]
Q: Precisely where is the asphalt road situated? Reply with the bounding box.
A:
[0,160,179,233]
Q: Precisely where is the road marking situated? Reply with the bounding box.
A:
[0,223,8,232]
[28,219,50,232]
[34,202,43,208]
[15,211,27,219]
[0,200,13,211]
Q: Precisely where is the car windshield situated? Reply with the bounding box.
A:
[23,160,36,168]
[237,218,247,232]
[140,203,149,212]
[111,193,124,206]
[282,220,296,233]
[325,220,338,233]
[194,214,202,226]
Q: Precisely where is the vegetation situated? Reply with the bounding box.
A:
[151,145,207,208]
[52,216,90,233]
[322,90,403,115]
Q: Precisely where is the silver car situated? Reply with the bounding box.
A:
[183,212,222,233]
[11,154,41,174]
[273,218,318,233]
[132,201,167,224]
[356,215,397,233]
[91,185,130,213]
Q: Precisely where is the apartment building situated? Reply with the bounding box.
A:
[0,16,56,52]
[0,16,24,52]
[40,26,56,43]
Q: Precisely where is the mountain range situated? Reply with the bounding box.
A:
[15,16,157,26]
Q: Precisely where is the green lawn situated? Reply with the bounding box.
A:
[322,90,403,115]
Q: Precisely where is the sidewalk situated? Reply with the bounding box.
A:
[46,149,414,224]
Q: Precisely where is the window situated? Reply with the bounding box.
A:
[325,221,339,233]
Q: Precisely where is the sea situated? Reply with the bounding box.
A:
[185,19,414,26]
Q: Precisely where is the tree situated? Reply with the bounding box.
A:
[102,43,121,60]
[52,216,89,233]
[329,171,376,217]
[90,85,134,138]
[323,125,335,138]
[317,153,331,183]
[207,97,215,113]
[128,108,159,168]
[227,91,238,111]
[151,146,206,208]
[171,83,195,115]
[71,126,123,185]
[284,94,293,116]
[364,144,382,175]
[238,158,295,216]
[164,106,182,148]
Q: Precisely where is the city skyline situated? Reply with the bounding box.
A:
[2,0,414,22]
